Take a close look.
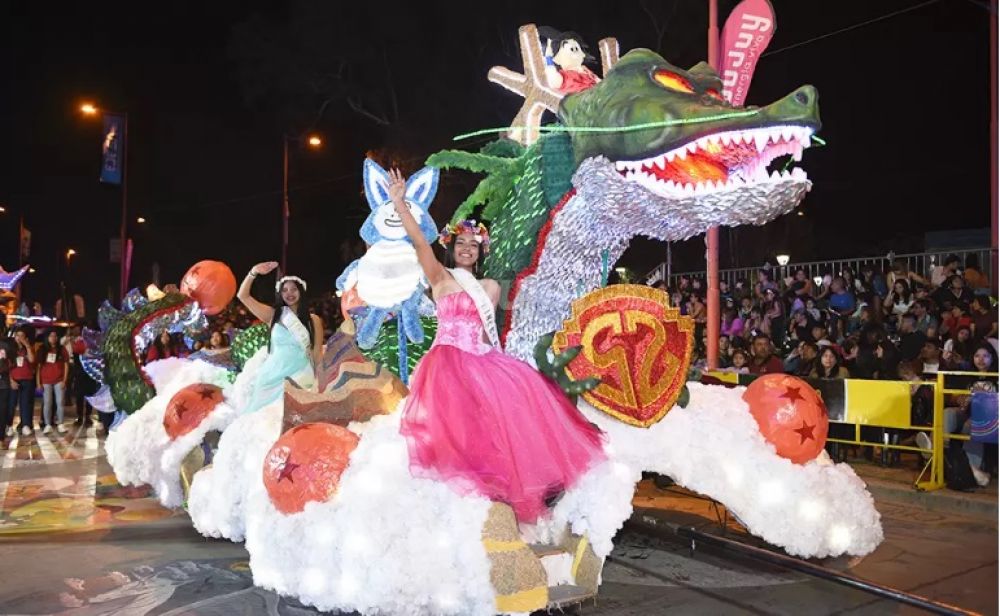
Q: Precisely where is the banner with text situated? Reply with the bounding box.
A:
[100,113,125,185]
[719,0,776,107]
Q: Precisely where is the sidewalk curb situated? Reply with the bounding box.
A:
[861,476,998,521]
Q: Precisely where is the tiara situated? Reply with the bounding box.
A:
[276,275,308,292]
[438,220,490,252]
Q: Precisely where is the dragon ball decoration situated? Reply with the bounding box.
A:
[179,260,237,316]
[742,374,829,464]
[263,423,359,515]
[163,383,223,440]
[553,284,693,428]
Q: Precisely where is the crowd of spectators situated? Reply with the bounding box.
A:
[651,254,998,380]
[652,254,998,487]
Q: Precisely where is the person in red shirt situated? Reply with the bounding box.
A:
[145,330,177,364]
[9,326,37,436]
[0,336,15,437]
[38,330,69,434]
[748,333,785,375]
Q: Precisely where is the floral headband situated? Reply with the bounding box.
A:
[276,275,308,292]
[438,220,490,252]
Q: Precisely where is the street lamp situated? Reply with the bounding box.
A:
[282,132,323,271]
[79,101,129,301]
[776,254,791,266]
[66,248,77,261]
[136,216,146,224]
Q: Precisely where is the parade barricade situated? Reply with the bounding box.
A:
[702,370,999,491]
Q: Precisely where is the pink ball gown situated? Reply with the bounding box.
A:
[400,291,606,523]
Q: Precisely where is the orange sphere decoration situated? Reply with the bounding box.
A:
[180,260,237,316]
[742,374,829,464]
[263,423,359,515]
[163,383,223,440]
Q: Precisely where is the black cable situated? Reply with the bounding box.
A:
[762,0,944,58]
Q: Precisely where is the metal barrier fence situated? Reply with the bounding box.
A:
[702,370,998,491]
[646,248,994,291]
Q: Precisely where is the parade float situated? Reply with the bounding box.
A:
[101,24,883,615]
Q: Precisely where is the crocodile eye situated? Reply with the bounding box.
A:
[705,88,726,102]
[653,69,695,94]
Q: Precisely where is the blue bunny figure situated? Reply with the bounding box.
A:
[336,159,439,350]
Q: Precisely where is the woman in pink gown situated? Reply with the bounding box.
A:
[384,168,606,524]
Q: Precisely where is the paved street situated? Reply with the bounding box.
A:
[0,423,996,615]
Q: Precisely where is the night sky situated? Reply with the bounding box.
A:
[0,0,993,313]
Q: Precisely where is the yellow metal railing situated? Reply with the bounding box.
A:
[911,371,998,491]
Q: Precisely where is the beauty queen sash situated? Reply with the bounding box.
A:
[281,306,312,358]
[449,268,500,350]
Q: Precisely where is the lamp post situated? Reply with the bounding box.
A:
[282,133,322,272]
[776,254,790,287]
[80,102,129,301]
[705,0,721,370]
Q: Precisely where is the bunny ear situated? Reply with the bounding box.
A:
[404,167,440,209]
[363,158,391,210]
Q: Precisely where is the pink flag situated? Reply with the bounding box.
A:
[719,0,777,107]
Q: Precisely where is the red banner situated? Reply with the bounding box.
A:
[719,0,776,107]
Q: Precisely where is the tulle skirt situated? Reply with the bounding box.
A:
[400,344,606,523]
[244,326,314,414]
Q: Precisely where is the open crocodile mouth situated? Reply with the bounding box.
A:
[614,124,814,197]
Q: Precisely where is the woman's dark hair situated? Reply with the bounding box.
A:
[43,329,61,353]
[892,278,912,303]
[153,330,175,358]
[973,343,998,372]
[209,330,230,349]
[859,322,886,348]
[442,237,486,278]
[965,254,981,271]
[270,278,314,351]
[816,347,842,378]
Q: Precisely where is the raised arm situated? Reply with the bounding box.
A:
[238,262,277,323]
[388,168,448,288]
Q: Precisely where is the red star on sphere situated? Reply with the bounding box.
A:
[196,386,217,401]
[780,386,805,403]
[173,401,189,419]
[277,456,300,483]
[794,420,815,444]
